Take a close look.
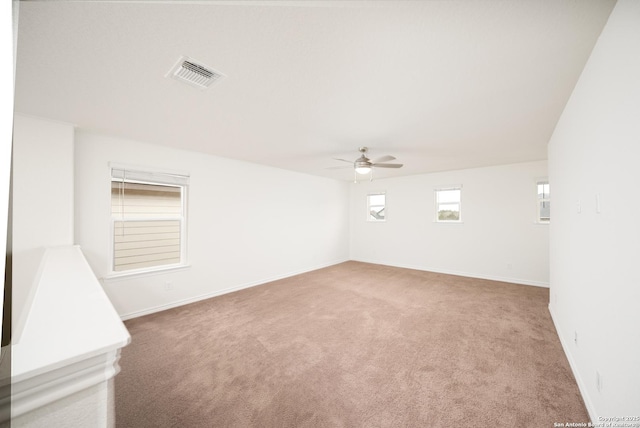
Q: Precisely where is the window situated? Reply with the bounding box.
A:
[435,187,461,222]
[110,166,189,275]
[537,180,550,223]
[367,193,386,221]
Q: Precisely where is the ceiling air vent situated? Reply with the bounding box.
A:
[167,56,225,90]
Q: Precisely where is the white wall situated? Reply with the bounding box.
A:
[12,114,74,340]
[74,130,350,319]
[1,0,19,342]
[548,0,640,420]
[350,161,549,286]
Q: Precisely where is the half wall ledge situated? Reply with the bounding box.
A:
[0,245,130,425]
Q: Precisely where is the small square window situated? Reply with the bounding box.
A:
[435,187,461,222]
[367,193,386,222]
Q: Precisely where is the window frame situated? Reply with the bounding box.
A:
[434,186,462,223]
[107,164,189,278]
[536,179,550,224]
[366,192,386,222]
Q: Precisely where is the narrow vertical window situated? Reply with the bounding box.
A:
[537,180,550,223]
[367,193,386,222]
[435,187,461,222]
[110,166,189,275]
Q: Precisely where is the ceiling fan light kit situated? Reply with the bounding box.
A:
[355,165,372,175]
[330,147,403,181]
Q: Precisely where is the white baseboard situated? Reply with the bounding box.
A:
[350,258,549,288]
[121,258,547,320]
[119,258,349,321]
[548,303,597,424]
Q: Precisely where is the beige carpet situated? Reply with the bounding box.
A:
[116,261,588,427]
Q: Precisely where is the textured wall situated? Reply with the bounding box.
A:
[548,0,640,419]
[12,114,74,341]
[74,130,350,319]
[350,161,550,286]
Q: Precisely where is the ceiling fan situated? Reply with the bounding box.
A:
[328,147,403,180]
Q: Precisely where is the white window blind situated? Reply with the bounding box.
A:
[111,167,189,274]
[111,168,189,186]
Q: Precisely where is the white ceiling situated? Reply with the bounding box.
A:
[14,0,616,180]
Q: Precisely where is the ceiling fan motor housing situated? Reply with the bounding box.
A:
[329,146,402,176]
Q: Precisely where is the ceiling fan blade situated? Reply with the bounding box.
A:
[325,166,352,170]
[371,155,396,163]
[372,163,403,168]
[333,158,354,164]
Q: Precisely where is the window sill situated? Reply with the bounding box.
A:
[103,264,191,283]
[533,221,550,225]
